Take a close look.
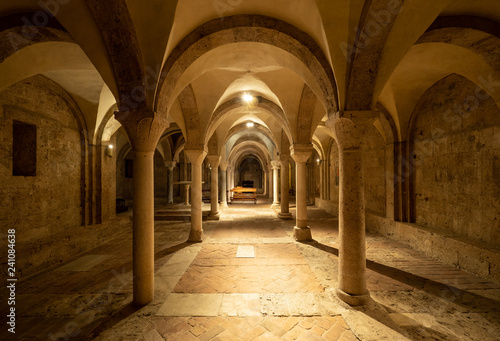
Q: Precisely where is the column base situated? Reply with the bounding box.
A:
[278,212,293,219]
[220,203,228,209]
[207,213,220,221]
[336,289,370,306]
[293,226,312,241]
[270,203,280,209]
[133,294,154,307]
[187,229,204,243]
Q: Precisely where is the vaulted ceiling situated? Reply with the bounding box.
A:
[1,0,499,164]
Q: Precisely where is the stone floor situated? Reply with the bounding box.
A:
[2,197,500,340]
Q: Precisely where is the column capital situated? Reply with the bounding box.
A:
[184,148,207,166]
[325,110,378,150]
[164,161,177,170]
[271,160,281,169]
[220,161,229,171]
[290,143,313,163]
[207,155,221,168]
[115,110,169,152]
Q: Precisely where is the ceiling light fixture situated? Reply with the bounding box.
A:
[242,93,254,103]
[246,122,255,128]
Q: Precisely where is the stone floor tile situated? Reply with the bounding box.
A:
[282,324,325,341]
[322,322,349,341]
[198,324,225,341]
[220,293,261,316]
[156,294,223,316]
[10,200,500,341]
[142,328,164,341]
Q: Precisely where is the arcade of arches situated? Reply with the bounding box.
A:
[1,1,500,340]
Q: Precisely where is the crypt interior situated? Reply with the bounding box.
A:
[0,0,500,340]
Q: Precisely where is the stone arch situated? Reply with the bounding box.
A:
[225,128,276,161]
[156,15,338,118]
[173,142,187,164]
[158,126,183,162]
[229,141,271,167]
[418,16,500,70]
[223,123,277,155]
[344,0,403,111]
[206,94,291,147]
[85,0,148,110]
[311,139,324,161]
[296,84,319,144]
[177,84,202,147]
[96,104,119,145]
[0,16,72,63]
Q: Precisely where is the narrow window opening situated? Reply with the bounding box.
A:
[13,120,36,176]
[125,159,133,178]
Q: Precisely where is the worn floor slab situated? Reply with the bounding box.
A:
[4,197,500,340]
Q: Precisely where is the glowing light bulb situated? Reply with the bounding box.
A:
[246,122,254,128]
[108,145,113,149]
[242,94,254,103]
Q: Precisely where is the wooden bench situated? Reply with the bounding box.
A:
[230,187,257,204]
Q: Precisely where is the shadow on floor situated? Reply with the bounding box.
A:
[304,241,500,312]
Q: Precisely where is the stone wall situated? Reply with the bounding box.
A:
[411,74,500,245]
[366,213,500,282]
[0,75,128,279]
[0,76,82,245]
[116,152,134,205]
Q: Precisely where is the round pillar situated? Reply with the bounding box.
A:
[271,161,280,208]
[132,151,155,305]
[220,161,228,208]
[291,145,313,241]
[268,165,273,199]
[184,184,190,206]
[278,157,292,219]
[115,110,169,306]
[185,149,207,242]
[165,161,177,204]
[327,111,378,306]
[207,155,221,220]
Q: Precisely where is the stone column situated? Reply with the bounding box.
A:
[268,164,273,199]
[270,161,280,208]
[165,161,177,204]
[327,111,377,306]
[115,111,168,306]
[207,155,221,220]
[184,184,190,206]
[263,169,267,196]
[185,148,207,242]
[278,157,292,219]
[220,161,228,208]
[227,164,233,204]
[291,144,313,241]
